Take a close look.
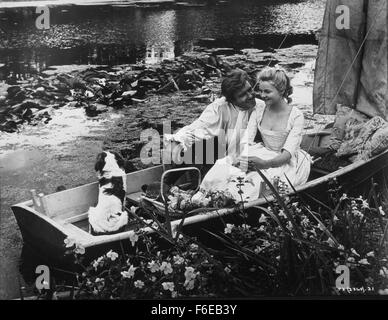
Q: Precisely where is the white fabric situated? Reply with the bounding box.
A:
[164,97,265,160]
[88,151,128,234]
[197,105,312,202]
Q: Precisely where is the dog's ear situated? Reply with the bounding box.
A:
[112,151,125,168]
[95,152,107,174]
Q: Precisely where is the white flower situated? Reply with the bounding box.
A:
[129,231,139,247]
[184,279,195,291]
[286,221,293,230]
[121,265,137,279]
[358,259,369,265]
[327,238,335,247]
[379,267,388,278]
[173,255,185,265]
[278,210,287,218]
[338,245,345,251]
[184,267,198,281]
[301,216,309,227]
[64,237,75,248]
[93,256,104,270]
[379,206,386,216]
[74,244,85,255]
[259,214,267,224]
[160,261,173,275]
[162,282,175,292]
[190,244,199,251]
[351,248,360,257]
[147,260,160,273]
[258,225,265,232]
[224,224,235,234]
[347,257,355,263]
[151,276,157,282]
[106,250,119,261]
[241,224,250,230]
[333,215,339,223]
[378,289,388,295]
[366,251,375,258]
[340,193,347,201]
[171,291,178,298]
[134,280,144,289]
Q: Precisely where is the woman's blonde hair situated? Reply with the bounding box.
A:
[256,67,293,103]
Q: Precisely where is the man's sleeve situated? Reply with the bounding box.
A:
[165,99,223,150]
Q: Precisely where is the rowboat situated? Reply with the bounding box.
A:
[12,128,388,260]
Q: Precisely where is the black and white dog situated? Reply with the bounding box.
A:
[88,151,128,235]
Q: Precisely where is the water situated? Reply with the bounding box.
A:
[0,0,326,299]
[0,0,324,79]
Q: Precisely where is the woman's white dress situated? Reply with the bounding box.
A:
[197,104,312,202]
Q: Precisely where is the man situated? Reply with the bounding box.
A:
[164,69,264,165]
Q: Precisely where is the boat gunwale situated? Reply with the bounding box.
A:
[12,149,388,249]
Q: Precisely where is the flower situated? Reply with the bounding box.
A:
[340,193,347,202]
[338,244,345,251]
[74,244,85,255]
[379,267,388,278]
[366,251,375,258]
[358,259,369,265]
[224,224,235,234]
[162,282,175,292]
[278,210,287,218]
[327,238,335,247]
[259,214,267,224]
[379,206,386,216]
[151,276,157,282]
[93,256,104,270]
[160,262,173,275]
[241,224,250,230]
[173,255,185,265]
[134,280,144,289]
[351,248,360,257]
[190,244,199,251]
[148,261,160,273]
[129,231,139,247]
[121,265,137,279]
[106,250,119,261]
[184,279,195,290]
[258,225,265,232]
[378,289,388,295]
[171,291,178,298]
[347,257,355,263]
[64,237,75,248]
[184,267,198,281]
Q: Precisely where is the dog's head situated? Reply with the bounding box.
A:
[95,151,126,202]
[95,151,125,177]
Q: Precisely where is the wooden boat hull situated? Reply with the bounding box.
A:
[12,146,388,261]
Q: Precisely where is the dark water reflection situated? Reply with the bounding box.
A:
[0,0,324,79]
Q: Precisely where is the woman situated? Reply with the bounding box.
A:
[191,67,311,204]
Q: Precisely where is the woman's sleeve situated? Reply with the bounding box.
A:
[282,109,305,157]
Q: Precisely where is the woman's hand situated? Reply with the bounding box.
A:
[247,156,272,171]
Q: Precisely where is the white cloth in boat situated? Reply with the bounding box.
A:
[197,104,312,202]
[88,152,128,234]
[164,97,265,161]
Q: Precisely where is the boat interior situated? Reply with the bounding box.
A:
[27,127,348,236]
